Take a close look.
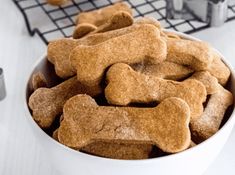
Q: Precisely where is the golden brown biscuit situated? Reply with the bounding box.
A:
[28,76,101,128]
[48,23,159,79]
[105,63,206,119]
[70,25,167,86]
[76,2,132,26]
[58,94,191,153]
[47,0,69,6]
[82,142,152,160]
[30,72,48,91]
[190,85,233,142]
[188,71,219,95]
[132,61,194,81]
[207,52,230,86]
[73,23,97,39]
[53,129,152,160]
[166,38,214,70]
[89,11,134,35]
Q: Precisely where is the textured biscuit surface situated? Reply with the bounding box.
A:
[188,71,219,95]
[73,23,97,39]
[166,38,214,70]
[28,77,101,128]
[70,25,167,86]
[105,63,206,119]
[190,85,233,142]
[53,129,152,159]
[31,72,48,91]
[48,23,156,78]
[47,0,68,6]
[58,94,191,153]
[76,2,132,26]
[207,52,230,86]
[133,61,193,81]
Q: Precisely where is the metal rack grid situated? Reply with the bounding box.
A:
[13,0,235,44]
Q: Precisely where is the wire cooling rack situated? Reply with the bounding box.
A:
[13,0,235,44]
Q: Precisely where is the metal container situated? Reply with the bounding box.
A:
[166,0,229,26]
[0,68,6,101]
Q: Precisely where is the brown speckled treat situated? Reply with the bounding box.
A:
[82,142,153,160]
[207,51,230,86]
[166,38,214,71]
[73,11,133,39]
[132,61,194,81]
[58,94,191,153]
[47,0,69,6]
[188,71,219,95]
[76,2,132,26]
[70,25,167,86]
[48,23,158,79]
[28,77,101,128]
[135,17,161,29]
[73,23,97,39]
[53,129,153,160]
[105,63,206,119]
[190,85,233,142]
[31,72,48,91]
[88,11,134,35]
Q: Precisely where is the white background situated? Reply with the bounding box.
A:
[0,0,235,175]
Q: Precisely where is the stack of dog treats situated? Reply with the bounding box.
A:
[28,2,234,159]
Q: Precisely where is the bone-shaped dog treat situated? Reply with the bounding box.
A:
[73,11,133,39]
[132,61,194,81]
[73,23,97,39]
[76,2,132,26]
[57,94,191,153]
[47,0,69,6]
[53,128,152,159]
[190,85,233,142]
[105,63,206,119]
[188,71,219,95]
[166,38,214,71]
[28,76,101,128]
[48,23,158,78]
[30,72,48,91]
[82,142,153,160]
[135,17,161,29]
[70,25,167,86]
[163,31,181,39]
[88,11,134,35]
[207,52,230,86]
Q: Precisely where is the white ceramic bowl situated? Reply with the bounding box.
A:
[23,31,235,175]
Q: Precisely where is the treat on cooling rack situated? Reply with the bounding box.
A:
[73,11,133,39]
[166,38,214,71]
[30,72,48,91]
[57,94,191,153]
[76,2,132,26]
[188,71,219,95]
[28,76,101,128]
[135,17,161,29]
[105,63,206,119]
[53,129,152,159]
[132,61,194,81]
[47,0,69,6]
[70,25,167,86]
[72,23,97,39]
[191,85,233,142]
[163,31,181,39]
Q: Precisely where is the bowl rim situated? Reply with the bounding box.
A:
[22,30,235,164]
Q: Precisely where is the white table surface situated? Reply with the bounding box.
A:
[0,1,235,175]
